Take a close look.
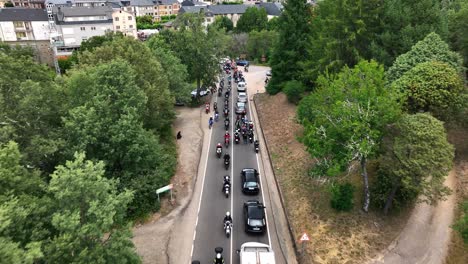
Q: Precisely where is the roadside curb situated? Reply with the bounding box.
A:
[251,93,299,264]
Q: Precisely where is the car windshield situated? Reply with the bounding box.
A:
[237,102,246,108]
[248,206,264,220]
[239,93,246,98]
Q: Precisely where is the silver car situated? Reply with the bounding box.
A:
[238,92,247,103]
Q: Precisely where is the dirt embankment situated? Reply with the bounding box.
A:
[255,93,411,264]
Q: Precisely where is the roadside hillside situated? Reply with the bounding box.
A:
[255,93,410,264]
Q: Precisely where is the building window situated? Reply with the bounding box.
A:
[116,26,120,29]
[91,27,96,30]
[13,21,23,28]
[80,27,85,31]
[16,32,26,39]
[129,25,133,29]
[128,16,132,20]
[82,37,88,41]
[115,17,119,21]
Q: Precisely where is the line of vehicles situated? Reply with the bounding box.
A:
[205,59,276,264]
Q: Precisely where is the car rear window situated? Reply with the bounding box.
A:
[248,206,264,219]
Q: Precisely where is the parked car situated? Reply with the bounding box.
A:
[237,81,247,92]
[236,59,249,66]
[237,92,247,103]
[235,102,247,115]
[191,88,210,97]
[243,200,266,233]
[241,168,259,194]
[266,70,272,77]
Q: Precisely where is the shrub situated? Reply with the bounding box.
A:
[452,200,468,244]
[330,182,355,211]
[283,80,305,103]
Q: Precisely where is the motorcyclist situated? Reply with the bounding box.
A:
[224,118,229,129]
[223,153,230,162]
[213,102,217,111]
[209,117,214,128]
[222,175,231,192]
[254,139,259,149]
[214,253,224,264]
[224,131,230,140]
[224,211,233,225]
[216,143,222,152]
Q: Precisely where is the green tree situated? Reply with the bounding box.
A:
[372,0,446,66]
[246,30,278,62]
[236,7,268,33]
[4,2,14,7]
[448,0,468,73]
[298,60,401,212]
[63,61,175,217]
[164,13,227,93]
[78,36,175,131]
[0,199,43,264]
[211,16,234,32]
[146,36,192,104]
[266,16,280,31]
[268,0,311,94]
[44,153,140,263]
[0,51,65,172]
[391,61,465,119]
[303,0,383,84]
[374,113,454,214]
[228,33,249,59]
[386,32,464,83]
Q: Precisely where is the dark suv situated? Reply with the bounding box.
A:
[243,200,266,233]
[241,168,259,194]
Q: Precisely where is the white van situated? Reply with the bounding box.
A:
[239,242,275,264]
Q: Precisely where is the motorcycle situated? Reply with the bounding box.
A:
[224,109,229,118]
[205,103,210,114]
[225,137,229,148]
[248,130,254,143]
[254,140,259,153]
[224,120,229,130]
[224,158,230,170]
[224,221,232,238]
[218,89,222,97]
[235,134,240,144]
[216,147,222,158]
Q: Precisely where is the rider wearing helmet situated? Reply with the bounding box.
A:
[224,131,230,140]
[223,153,230,161]
[224,211,233,224]
[214,253,224,264]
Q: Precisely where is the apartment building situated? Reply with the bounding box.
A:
[112,9,137,38]
[9,0,45,8]
[0,8,53,65]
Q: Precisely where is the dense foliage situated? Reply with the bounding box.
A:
[330,182,355,211]
[373,113,454,214]
[267,0,311,94]
[298,60,401,212]
[452,199,468,244]
[246,30,278,63]
[235,7,268,33]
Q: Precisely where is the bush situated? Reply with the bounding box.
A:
[452,200,468,244]
[330,182,355,211]
[283,80,305,103]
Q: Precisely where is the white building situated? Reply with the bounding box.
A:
[112,9,137,38]
[52,5,114,55]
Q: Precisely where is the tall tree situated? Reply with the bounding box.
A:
[78,35,175,132]
[44,153,140,263]
[146,35,192,104]
[246,30,278,62]
[303,0,383,84]
[268,0,311,94]
[235,7,268,33]
[375,113,454,214]
[448,0,468,74]
[163,13,227,93]
[372,0,446,66]
[211,16,234,32]
[63,61,175,217]
[386,32,464,83]
[391,61,465,120]
[298,60,401,212]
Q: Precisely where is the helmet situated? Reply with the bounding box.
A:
[226,131,228,134]
[226,212,230,217]
[216,253,222,259]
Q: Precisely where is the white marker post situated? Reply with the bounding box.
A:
[299,232,310,260]
[156,184,173,202]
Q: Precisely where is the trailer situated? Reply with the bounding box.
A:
[239,242,276,264]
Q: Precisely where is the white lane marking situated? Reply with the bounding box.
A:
[246,80,272,247]
[229,75,234,264]
[190,101,214,259]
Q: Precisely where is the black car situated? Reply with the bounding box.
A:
[243,200,266,233]
[241,168,259,194]
[236,60,249,66]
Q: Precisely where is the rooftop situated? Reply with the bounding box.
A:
[0,8,48,22]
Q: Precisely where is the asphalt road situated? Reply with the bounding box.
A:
[191,72,270,263]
